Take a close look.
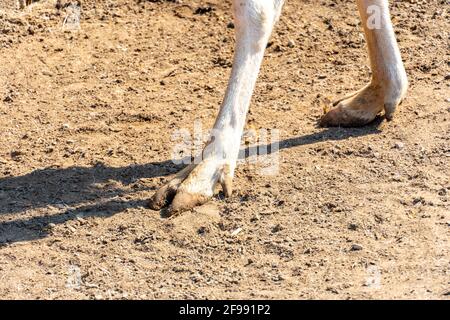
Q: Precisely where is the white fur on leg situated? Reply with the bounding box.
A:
[176,0,285,199]
[321,0,408,126]
[357,0,408,116]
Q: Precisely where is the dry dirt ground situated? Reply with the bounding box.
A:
[0,0,449,300]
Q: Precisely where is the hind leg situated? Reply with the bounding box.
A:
[321,0,408,127]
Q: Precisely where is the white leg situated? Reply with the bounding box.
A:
[321,0,408,127]
[150,0,285,214]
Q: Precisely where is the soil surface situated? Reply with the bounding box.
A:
[0,0,449,299]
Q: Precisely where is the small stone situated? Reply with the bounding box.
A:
[351,244,363,251]
[271,224,283,233]
[10,150,23,159]
[76,217,87,225]
[231,227,242,236]
[413,197,425,206]
[394,141,405,150]
[226,22,234,29]
[348,223,358,231]
[272,274,285,282]
[3,95,13,103]
[287,39,295,48]
[197,226,207,235]
[326,287,339,294]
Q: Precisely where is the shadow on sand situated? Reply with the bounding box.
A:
[0,120,383,244]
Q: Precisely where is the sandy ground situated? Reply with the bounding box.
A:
[0,0,449,299]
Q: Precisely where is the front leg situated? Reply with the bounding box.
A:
[150,0,285,214]
[321,0,408,127]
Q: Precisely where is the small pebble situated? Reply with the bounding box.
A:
[231,227,242,236]
[348,223,358,231]
[197,226,207,235]
[394,142,405,150]
[3,95,13,103]
[271,224,283,233]
[76,217,87,225]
